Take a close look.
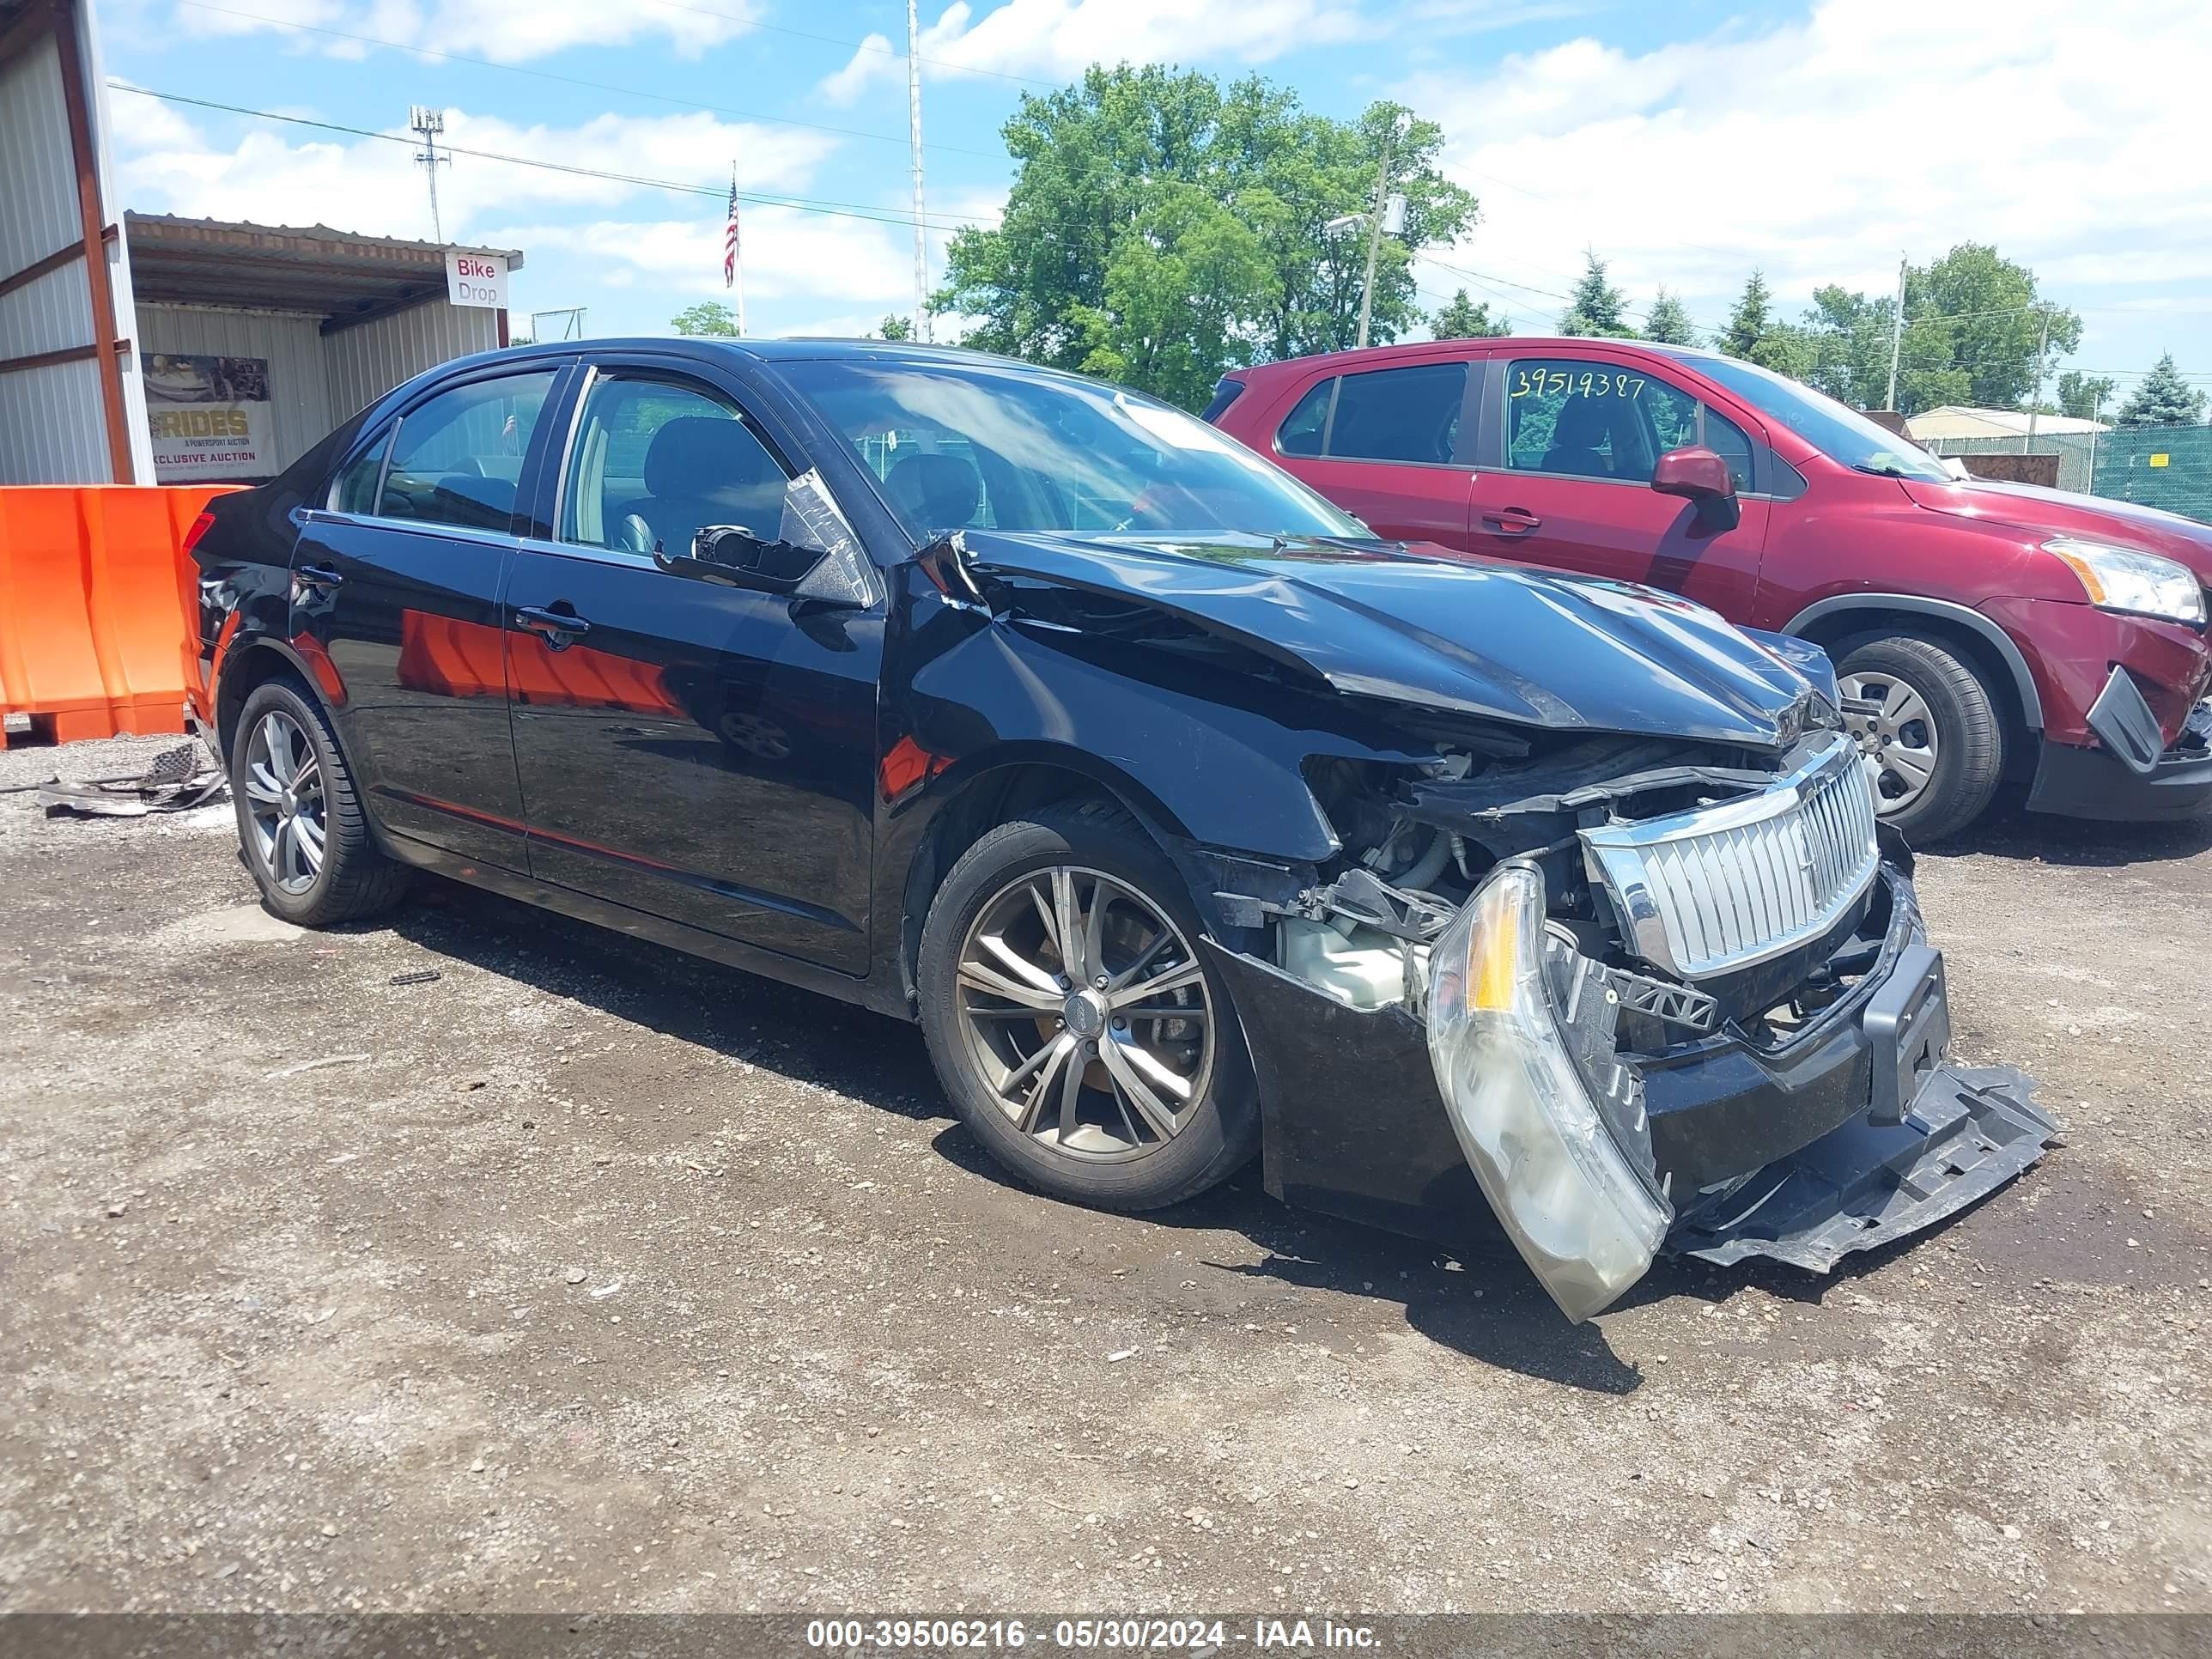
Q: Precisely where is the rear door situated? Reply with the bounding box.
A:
[1264,356,1479,547]
[289,363,566,867]
[1469,350,1769,617]
[501,355,882,974]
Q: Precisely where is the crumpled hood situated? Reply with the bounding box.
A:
[1903,478,2212,581]
[957,531,1819,750]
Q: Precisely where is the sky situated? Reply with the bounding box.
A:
[94,0,2212,405]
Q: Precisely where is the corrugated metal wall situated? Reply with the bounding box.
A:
[138,304,337,477]
[0,33,110,484]
[325,301,501,430]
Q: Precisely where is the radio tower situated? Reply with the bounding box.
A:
[410,106,449,243]
[906,0,928,341]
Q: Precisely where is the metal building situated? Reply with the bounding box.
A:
[125,215,522,484]
[1,0,523,487]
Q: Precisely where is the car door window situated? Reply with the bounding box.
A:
[1323,362,1467,465]
[1275,378,1334,458]
[374,371,556,531]
[560,376,792,557]
[1701,404,1755,493]
[1504,359,1697,484]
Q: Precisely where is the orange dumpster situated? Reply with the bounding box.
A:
[0,484,241,749]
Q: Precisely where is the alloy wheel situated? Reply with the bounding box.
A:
[1839,670,1940,815]
[953,866,1214,1164]
[240,710,328,894]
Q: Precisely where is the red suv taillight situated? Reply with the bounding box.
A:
[182,508,217,558]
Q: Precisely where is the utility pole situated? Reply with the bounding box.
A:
[2023,307,2053,454]
[410,106,448,243]
[1883,254,1905,410]
[1353,117,1399,351]
[907,0,929,342]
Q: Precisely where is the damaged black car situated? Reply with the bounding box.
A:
[187,338,2055,1321]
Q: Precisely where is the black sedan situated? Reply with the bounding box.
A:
[186,338,2052,1320]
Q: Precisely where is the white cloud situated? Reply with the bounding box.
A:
[493,209,915,308]
[819,0,1365,105]
[1401,0,2212,343]
[107,94,839,246]
[170,0,758,67]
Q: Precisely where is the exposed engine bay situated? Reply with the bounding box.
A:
[1269,726,1852,1041]
[1193,718,2054,1322]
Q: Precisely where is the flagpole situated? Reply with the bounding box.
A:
[729,162,747,339]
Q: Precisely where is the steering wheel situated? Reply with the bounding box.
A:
[616,514,657,556]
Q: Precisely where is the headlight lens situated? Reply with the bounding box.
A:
[1425,862,1671,1322]
[2045,538,2206,626]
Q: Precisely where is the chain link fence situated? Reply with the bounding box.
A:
[1922,422,2212,521]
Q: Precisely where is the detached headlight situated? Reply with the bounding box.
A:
[2045,538,2206,626]
[1425,862,1671,1322]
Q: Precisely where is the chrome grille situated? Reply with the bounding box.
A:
[1579,736,1881,981]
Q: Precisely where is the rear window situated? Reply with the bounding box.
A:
[1200,377,1247,424]
[1271,362,1468,466]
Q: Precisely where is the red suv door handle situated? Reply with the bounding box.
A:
[1481,507,1542,536]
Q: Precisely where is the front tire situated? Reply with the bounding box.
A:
[1836,634,2003,842]
[917,801,1258,1212]
[230,677,409,926]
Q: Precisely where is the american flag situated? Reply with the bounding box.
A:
[723,170,741,289]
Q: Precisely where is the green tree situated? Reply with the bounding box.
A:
[876,314,915,340]
[1720,270,1774,358]
[1071,184,1277,410]
[1788,246,2079,415]
[2114,354,2208,427]
[1558,252,1633,337]
[934,66,1477,406]
[2056,370,2116,422]
[672,301,739,337]
[1642,287,1695,345]
[1429,289,1509,339]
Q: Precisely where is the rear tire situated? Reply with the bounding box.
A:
[229,677,410,927]
[917,800,1258,1212]
[1836,634,2002,842]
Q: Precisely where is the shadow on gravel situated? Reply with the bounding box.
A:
[1921,800,2212,866]
[363,873,2068,1397]
[378,878,951,1126]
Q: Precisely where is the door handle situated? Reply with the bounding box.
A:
[514,605,591,647]
[295,562,344,587]
[1480,507,1542,536]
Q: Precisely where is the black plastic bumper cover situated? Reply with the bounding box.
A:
[2027,684,2212,823]
[1670,1066,2056,1271]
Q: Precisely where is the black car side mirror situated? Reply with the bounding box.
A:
[657,524,825,595]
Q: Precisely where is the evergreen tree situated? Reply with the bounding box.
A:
[1720,270,1773,358]
[1558,252,1633,337]
[1430,289,1510,339]
[2114,355,2207,428]
[1642,288,1695,345]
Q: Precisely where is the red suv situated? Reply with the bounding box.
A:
[1208,339,2212,839]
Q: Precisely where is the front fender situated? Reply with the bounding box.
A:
[902,619,1359,861]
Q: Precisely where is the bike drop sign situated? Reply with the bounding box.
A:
[446,249,508,309]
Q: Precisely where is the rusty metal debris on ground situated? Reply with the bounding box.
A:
[27,738,228,818]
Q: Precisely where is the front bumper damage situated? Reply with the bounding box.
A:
[1206,859,2055,1321]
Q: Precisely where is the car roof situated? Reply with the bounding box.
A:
[1235,336,1730,382]
[459,335,1043,374]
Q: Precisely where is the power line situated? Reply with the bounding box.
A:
[107,83,999,233]
[170,1,1005,160]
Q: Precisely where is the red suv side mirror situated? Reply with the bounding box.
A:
[1650,444,1741,533]
[1650,444,1735,502]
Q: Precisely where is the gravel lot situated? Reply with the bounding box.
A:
[2,733,2208,1617]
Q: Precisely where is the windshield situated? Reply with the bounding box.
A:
[780,357,1368,543]
[1690,354,1953,483]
